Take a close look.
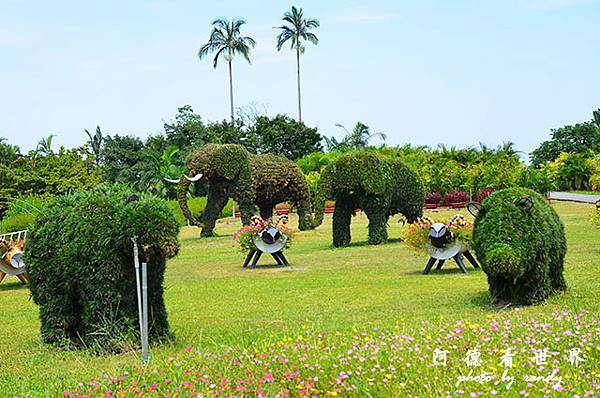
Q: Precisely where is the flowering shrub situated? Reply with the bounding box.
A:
[232,215,293,252]
[424,192,441,204]
[402,216,434,253]
[62,309,598,397]
[443,191,469,205]
[447,214,474,247]
[403,214,473,253]
[475,187,495,203]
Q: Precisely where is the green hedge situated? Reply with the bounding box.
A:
[25,185,180,351]
[472,188,567,304]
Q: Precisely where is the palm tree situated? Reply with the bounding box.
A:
[36,134,55,156]
[592,108,600,128]
[85,126,104,166]
[0,137,21,165]
[335,122,387,149]
[198,18,256,122]
[275,6,319,123]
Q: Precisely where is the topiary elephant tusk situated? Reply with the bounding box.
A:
[163,173,203,184]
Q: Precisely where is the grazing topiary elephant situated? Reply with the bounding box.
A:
[317,151,424,247]
[471,187,567,305]
[178,144,317,237]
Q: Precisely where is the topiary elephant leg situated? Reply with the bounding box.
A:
[332,197,353,247]
[364,206,389,245]
[239,198,254,225]
[310,193,326,229]
[296,199,314,230]
[38,287,77,346]
[78,285,126,348]
[201,185,227,237]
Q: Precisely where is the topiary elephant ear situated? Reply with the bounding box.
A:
[322,151,391,197]
[186,143,251,181]
[179,144,254,227]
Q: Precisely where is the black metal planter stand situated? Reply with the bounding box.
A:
[423,250,480,274]
[242,249,289,269]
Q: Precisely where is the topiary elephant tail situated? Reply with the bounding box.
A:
[177,178,201,227]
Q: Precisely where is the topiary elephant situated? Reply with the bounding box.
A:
[178,144,317,237]
[316,151,424,247]
[25,185,180,350]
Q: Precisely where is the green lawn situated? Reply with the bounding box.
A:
[0,202,598,396]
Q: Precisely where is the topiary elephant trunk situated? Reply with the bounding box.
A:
[178,144,318,237]
[319,151,424,247]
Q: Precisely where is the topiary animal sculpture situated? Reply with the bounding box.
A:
[25,185,180,350]
[317,151,424,246]
[178,144,316,237]
[470,187,567,305]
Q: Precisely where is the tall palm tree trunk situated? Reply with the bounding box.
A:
[296,46,302,123]
[228,59,234,122]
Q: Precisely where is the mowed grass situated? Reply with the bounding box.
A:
[0,202,598,396]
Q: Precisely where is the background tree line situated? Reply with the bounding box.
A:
[1,107,599,233]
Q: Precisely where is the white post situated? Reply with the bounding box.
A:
[232,201,236,222]
[141,262,150,365]
[132,238,143,339]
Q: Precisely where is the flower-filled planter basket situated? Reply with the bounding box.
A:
[403,214,480,274]
[233,215,293,269]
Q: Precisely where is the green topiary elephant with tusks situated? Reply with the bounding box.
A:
[177,144,318,237]
[315,151,425,247]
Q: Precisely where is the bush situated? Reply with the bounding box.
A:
[475,188,495,203]
[424,192,441,205]
[426,159,469,195]
[25,185,180,351]
[443,191,469,205]
[472,188,567,304]
[547,152,593,191]
[517,167,554,194]
[587,153,600,191]
[296,152,342,174]
[0,196,50,233]
[0,213,34,233]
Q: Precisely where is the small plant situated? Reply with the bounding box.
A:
[443,191,469,205]
[475,187,495,203]
[403,214,473,254]
[233,215,293,252]
[424,192,441,204]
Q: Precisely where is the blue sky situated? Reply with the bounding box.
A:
[1,0,599,156]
